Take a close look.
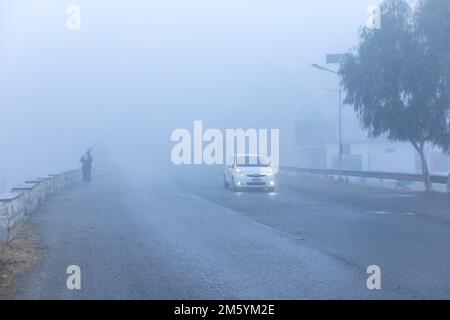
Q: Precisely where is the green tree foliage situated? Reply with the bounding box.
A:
[340,0,450,191]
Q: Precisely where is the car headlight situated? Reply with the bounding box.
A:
[235,168,244,176]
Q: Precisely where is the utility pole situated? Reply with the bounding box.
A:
[338,76,342,172]
[311,58,344,174]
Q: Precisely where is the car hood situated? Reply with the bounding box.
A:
[238,167,274,175]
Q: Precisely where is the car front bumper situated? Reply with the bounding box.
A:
[233,175,275,189]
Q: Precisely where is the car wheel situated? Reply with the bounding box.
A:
[224,176,229,189]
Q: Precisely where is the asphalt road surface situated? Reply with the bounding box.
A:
[14,167,450,299]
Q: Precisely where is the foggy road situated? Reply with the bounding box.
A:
[14,169,450,299]
[3,0,450,309]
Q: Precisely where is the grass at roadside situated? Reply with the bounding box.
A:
[0,224,41,299]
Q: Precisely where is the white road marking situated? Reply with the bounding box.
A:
[367,210,392,215]
[367,210,416,217]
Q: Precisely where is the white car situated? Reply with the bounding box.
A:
[224,154,276,192]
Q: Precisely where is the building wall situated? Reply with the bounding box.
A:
[294,117,450,174]
[301,141,450,173]
[365,142,417,172]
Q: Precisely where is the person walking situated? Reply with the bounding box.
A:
[80,148,93,183]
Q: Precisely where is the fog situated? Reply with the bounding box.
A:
[1,0,377,189]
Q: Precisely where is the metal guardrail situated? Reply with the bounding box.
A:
[279,166,449,184]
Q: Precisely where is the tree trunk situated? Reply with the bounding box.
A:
[418,143,432,192]
[410,141,432,192]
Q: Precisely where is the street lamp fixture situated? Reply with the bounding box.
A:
[311,64,338,74]
[323,88,339,94]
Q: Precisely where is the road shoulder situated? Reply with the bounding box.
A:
[0,223,42,299]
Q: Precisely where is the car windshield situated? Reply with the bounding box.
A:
[235,156,270,167]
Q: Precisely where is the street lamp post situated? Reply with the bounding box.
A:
[311,63,343,173]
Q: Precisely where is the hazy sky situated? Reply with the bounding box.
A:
[0,0,378,188]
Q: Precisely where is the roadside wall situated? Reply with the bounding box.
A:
[0,169,82,241]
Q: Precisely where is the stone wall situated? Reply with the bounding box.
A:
[0,169,82,240]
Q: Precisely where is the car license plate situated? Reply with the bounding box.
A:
[252,178,261,183]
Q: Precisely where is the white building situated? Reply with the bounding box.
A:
[295,117,450,174]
